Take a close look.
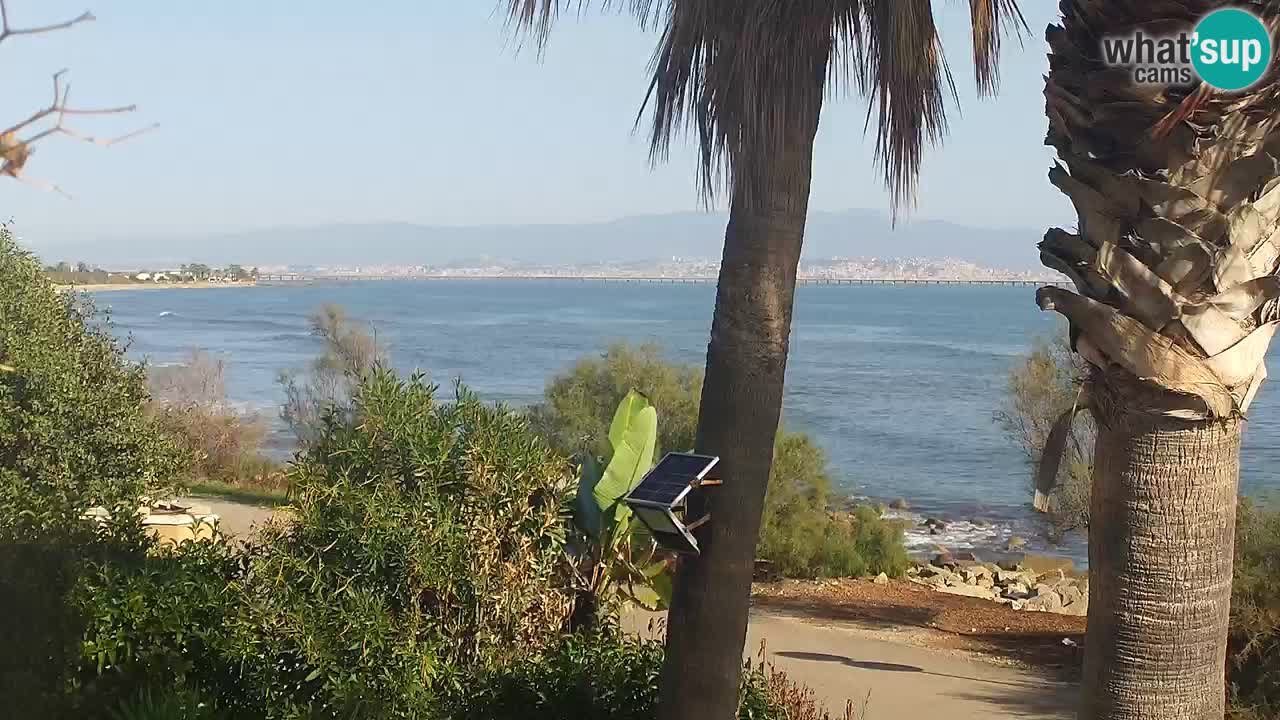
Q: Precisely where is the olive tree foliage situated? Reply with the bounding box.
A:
[0,1,155,196]
[528,343,701,460]
[278,304,386,448]
[0,227,183,544]
[531,343,906,578]
[995,331,1094,539]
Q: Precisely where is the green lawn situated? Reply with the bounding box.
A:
[186,480,288,507]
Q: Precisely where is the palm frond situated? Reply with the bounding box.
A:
[967,0,1030,95]
[505,0,1025,214]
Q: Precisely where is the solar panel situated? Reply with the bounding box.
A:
[626,453,719,506]
[652,453,719,479]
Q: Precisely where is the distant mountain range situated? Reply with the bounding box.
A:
[24,210,1046,271]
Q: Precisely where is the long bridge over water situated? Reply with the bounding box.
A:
[258,274,1063,288]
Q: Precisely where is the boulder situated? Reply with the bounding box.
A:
[1025,590,1064,613]
[889,498,910,510]
[975,575,995,590]
[932,553,956,568]
[874,572,890,585]
[1002,582,1031,599]
[918,574,947,588]
[919,564,949,578]
[996,558,1023,572]
[1006,536,1028,551]
[923,517,948,530]
[1060,595,1089,616]
[1059,584,1084,606]
[994,569,1024,585]
[937,584,997,600]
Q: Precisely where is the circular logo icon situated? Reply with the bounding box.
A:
[1192,8,1273,91]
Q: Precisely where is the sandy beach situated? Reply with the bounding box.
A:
[58,281,258,293]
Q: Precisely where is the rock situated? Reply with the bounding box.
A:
[918,574,947,588]
[919,564,948,578]
[937,584,997,600]
[996,558,1023,572]
[1006,536,1028,552]
[932,553,956,568]
[972,517,990,527]
[1060,585,1084,606]
[1009,599,1026,611]
[952,551,980,563]
[889,498,910,510]
[994,569,1023,585]
[1060,596,1089,616]
[976,576,995,590]
[874,572,889,585]
[906,565,921,576]
[923,517,948,530]
[1002,582,1031,599]
[1025,590,1064,613]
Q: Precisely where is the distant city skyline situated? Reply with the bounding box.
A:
[4,1,1072,252]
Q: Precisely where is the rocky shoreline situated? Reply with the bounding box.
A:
[905,553,1088,617]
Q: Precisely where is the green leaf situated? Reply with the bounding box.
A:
[592,390,657,523]
[304,667,323,682]
[649,567,673,610]
[625,583,663,611]
[574,453,605,538]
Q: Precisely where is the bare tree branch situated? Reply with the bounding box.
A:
[0,0,94,46]
[0,3,151,195]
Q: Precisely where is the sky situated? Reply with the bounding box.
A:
[1,1,1074,246]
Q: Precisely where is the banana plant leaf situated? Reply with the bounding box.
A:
[592,389,657,525]
[574,453,605,539]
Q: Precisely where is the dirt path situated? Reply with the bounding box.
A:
[183,496,282,538]
[628,607,1075,719]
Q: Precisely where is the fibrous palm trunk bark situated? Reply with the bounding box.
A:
[658,106,821,720]
[1037,2,1280,719]
[1084,373,1240,719]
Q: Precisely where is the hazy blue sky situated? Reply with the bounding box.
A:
[3,1,1072,243]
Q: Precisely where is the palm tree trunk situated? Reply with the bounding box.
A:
[657,112,820,720]
[1083,378,1241,720]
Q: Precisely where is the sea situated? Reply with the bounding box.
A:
[92,280,1280,566]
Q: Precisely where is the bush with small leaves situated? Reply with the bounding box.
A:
[228,369,575,718]
[0,226,184,546]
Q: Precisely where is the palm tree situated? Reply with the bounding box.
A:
[1038,2,1280,717]
[506,2,1024,719]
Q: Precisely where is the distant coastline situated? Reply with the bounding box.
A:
[61,281,258,293]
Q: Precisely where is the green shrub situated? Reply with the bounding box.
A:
[71,540,245,715]
[227,369,574,719]
[529,342,701,459]
[1229,499,1280,719]
[531,344,906,580]
[0,227,184,546]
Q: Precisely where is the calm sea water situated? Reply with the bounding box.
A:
[93,281,1280,564]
